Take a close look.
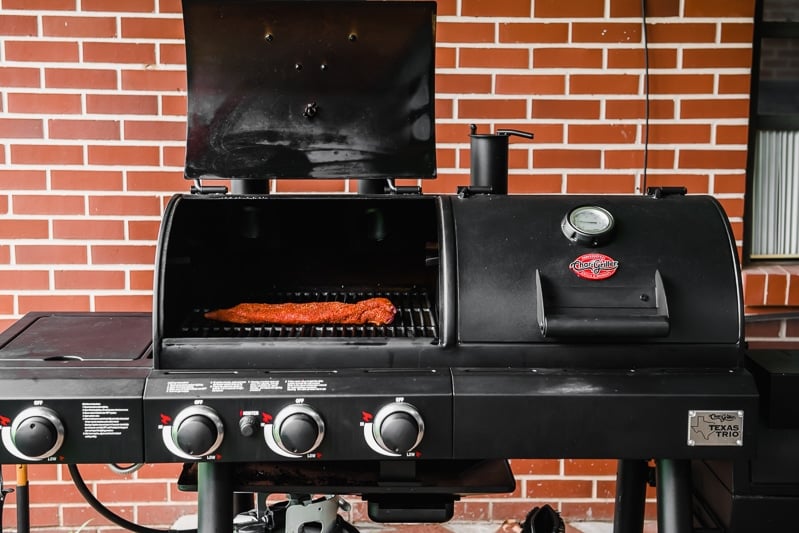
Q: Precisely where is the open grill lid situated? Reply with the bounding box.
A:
[182,0,438,181]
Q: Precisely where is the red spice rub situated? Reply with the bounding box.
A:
[204,297,397,326]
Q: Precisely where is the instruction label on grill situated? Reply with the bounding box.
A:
[286,379,328,392]
[688,410,743,447]
[81,402,131,439]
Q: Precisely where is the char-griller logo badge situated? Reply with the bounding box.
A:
[569,253,619,280]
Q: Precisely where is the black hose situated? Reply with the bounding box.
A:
[68,464,196,533]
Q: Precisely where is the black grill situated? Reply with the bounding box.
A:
[182,290,438,339]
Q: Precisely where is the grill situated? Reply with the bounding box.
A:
[0,1,765,533]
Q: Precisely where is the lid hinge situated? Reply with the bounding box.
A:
[190,179,228,195]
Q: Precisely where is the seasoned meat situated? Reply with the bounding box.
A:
[204,297,397,326]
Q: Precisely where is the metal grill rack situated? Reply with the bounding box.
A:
[182,290,438,339]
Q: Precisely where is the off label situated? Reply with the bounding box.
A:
[688,410,743,447]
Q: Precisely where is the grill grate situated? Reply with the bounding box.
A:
[181,290,438,339]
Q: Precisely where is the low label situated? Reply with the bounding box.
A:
[688,410,743,447]
[569,253,619,280]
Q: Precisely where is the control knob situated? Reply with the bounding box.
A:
[171,405,224,458]
[272,404,325,455]
[373,403,424,454]
[11,407,65,460]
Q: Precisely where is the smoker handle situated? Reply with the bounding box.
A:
[535,270,670,338]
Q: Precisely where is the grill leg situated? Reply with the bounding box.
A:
[655,459,692,533]
[197,462,234,533]
[613,459,648,533]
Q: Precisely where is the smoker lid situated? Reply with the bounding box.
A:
[182,0,437,181]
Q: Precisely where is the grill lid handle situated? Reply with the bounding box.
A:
[535,270,670,338]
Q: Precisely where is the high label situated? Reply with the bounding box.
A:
[569,253,619,280]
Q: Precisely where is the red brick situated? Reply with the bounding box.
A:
[683,49,753,69]
[536,150,601,169]
[121,69,187,92]
[51,170,123,191]
[421,172,468,194]
[0,67,41,88]
[160,0,181,13]
[83,42,156,64]
[82,0,155,11]
[436,47,456,69]
[130,269,155,290]
[87,145,161,166]
[527,479,593,498]
[95,481,168,501]
[3,0,75,8]
[460,48,529,69]
[611,0,680,17]
[766,274,789,306]
[788,277,799,306]
[4,40,79,62]
[569,124,637,144]
[13,194,85,215]
[744,273,767,306]
[0,118,44,139]
[0,295,12,314]
[437,22,495,44]
[49,119,121,140]
[94,294,153,313]
[717,124,749,145]
[0,246,9,263]
[570,74,640,95]
[496,75,565,95]
[127,170,187,191]
[55,270,126,290]
[437,148,456,168]
[62,504,134,528]
[11,144,84,165]
[648,23,717,43]
[681,99,750,119]
[534,48,603,69]
[647,124,711,144]
[533,100,600,120]
[135,463,184,479]
[0,219,49,239]
[42,15,116,37]
[0,15,38,36]
[718,74,751,94]
[573,23,641,43]
[52,219,125,240]
[605,99,675,120]
[436,124,472,143]
[679,149,748,170]
[453,500,490,521]
[605,149,676,169]
[121,17,184,39]
[7,93,82,114]
[86,94,159,115]
[91,244,157,265]
[717,197,744,218]
[608,48,678,69]
[160,43,186,64]
[685,0,754,17]
[161,95,187,116]
[563,458,617,478]
[163,145,185,166]
[436,74,492,94]
[509,173,565,194]
[15,244,87,264]
[745,319,782,338]
[535,0,604,17]
[462,0,531,17]
[561,502,616,521]
[0,170,47,190]
[89,195,161,216]
[459,99,527,119]
[436,99,454,120]
[45,67,118,89]
[511,459,561,476]
[0,270,49,290]
[649,74,714,94]
[723,22,755,42]
[124,120,186,141]
[643,173,710,194]
[567,173,636,193]
[499,22,569,43]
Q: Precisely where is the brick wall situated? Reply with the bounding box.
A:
[0,0,778,530]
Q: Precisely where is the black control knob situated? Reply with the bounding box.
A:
[171,406,224,458]
[239,415,259,438]
[272,405,325,455]
[11,407,65,460]
[373,403,424,454]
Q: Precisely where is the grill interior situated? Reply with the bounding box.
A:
[181,290,438,339]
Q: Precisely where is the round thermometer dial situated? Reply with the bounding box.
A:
[561,205,615,246]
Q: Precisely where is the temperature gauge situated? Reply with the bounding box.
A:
[561,205,615,246]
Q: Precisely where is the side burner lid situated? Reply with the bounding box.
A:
[182,0,437,181]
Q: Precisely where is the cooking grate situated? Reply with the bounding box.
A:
[182,290,438,339]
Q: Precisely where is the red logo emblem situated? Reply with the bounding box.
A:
[569,253,619,280]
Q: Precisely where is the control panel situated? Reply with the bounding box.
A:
[143,369,451,463]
